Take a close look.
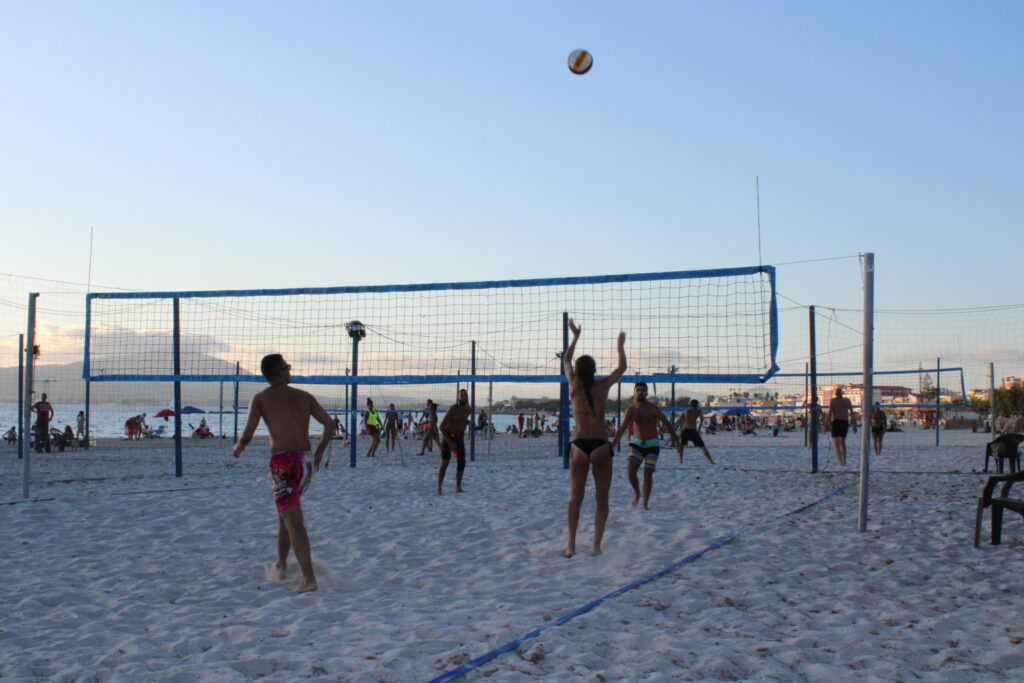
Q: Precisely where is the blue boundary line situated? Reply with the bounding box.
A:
[427,483,851,683]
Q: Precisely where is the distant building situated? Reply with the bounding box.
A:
[1001,376,1023,390]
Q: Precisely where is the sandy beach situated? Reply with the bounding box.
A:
[2,428,1023,681]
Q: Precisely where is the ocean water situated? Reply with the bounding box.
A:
[0,403,569,439]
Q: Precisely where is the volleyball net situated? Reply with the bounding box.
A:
[84,266,780,387]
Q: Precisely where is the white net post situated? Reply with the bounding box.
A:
[858,253,875,532]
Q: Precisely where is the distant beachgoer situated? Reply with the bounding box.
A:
[418,400,439,454]
[675,400,715,465]
[384,403,400,452]
[63,425,77,452]
[438,389,472,494]
[363,398,382,457]
[871,407,886,455]
[31,393,54,453]
[827,387,856,468]
[232,354,334,594]
[517,412,525,434]
[610,382,681,509]
[563,319,627,557]
[76,410,86,441]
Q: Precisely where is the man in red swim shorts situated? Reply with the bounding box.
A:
[438,388,473,495]
[233,354,334,594]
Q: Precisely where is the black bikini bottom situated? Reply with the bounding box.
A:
[569,438,612,459]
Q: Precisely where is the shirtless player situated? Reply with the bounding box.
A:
[675,399,715,465]
[232,354,334,594]
[611,382,682,509]
[827,386,856,468]
[438,389,473,494]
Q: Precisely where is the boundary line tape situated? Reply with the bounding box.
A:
[428,483,852,682]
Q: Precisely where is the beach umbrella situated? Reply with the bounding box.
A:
[181,406,206,414]
[153,408,175,418]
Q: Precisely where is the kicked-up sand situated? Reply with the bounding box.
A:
[2,428,1023,681]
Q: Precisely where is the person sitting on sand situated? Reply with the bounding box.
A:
[563,319,627,557]
[611,382,682,510]
[437,389,473,494]
[233,354,334,594]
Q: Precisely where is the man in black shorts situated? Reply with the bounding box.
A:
[827,386,856,468]
[438,389,473,494]
[675,399,715,465]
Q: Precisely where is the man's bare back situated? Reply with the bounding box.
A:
[830,396,853,422]
[251,385,323,455]
[680,406,702,431]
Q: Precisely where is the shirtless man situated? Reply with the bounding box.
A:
[610,383,682,509]
[438,389,473,494]
[675,399,715,465]
[827,386,856,468]
[232,354,334,594]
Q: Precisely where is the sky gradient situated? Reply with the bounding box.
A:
[2,1,1021,313]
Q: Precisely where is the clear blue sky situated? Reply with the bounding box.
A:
[1,1,1021,310]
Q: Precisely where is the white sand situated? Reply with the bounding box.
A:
[3,429,1023,681]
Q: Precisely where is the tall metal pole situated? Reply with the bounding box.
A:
[935,357,941,447]
[560,313,570,469]
[17,334,24,459]
[857,252,874,532]
[21,295,38,498]
[670,365,677,422]
[218,381,224,438]
[233,361,240,442]
[990,363,997,436]
[173,298,183,478]
[809,306,819,473]
[84,378,91,450]
[803,361,809,448]
[616,382,622,454]
[347,324,364,468]
[470,341,477,462]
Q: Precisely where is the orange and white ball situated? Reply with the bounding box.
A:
[567,49,593,75]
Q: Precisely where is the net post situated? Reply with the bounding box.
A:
[470,341,476,462]
[22,295,37,498]
[989,362,996,436]
[809,306,819,473]
[233,362,240,442]
[560,313,569,469]
[219,381,224,437]
[935,357,941,447]
[670,366,677,420]
[17,333,24,459]
[616,382,622,454]
[858,253,874,532]
[84,378,91,450]
[173,298,183,478]
[803,362,809,448]
[346,322,365,468]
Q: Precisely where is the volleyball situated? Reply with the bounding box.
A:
[567,49,593,75]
